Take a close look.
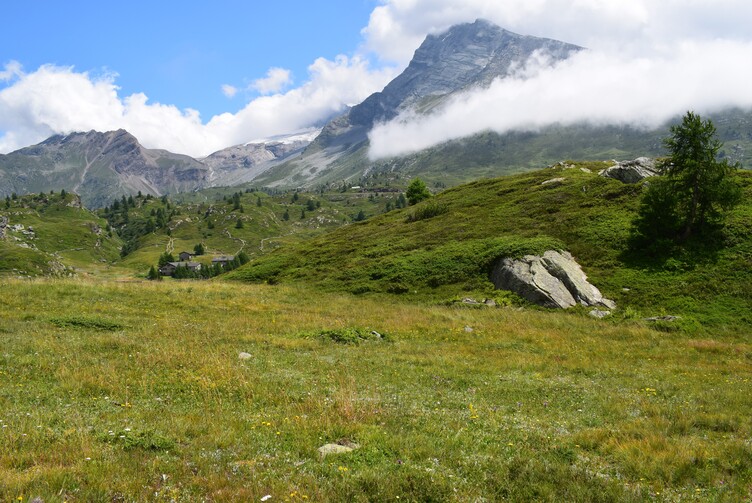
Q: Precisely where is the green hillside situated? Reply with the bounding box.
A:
[230,163,752,335]
[98,188,404,276]
[0,191,122,276]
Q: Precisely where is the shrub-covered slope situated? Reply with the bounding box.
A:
[229,163,752,333]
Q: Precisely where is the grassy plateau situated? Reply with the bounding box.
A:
[1,278,751,502]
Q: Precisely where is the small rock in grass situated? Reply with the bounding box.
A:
[464,326,474,333]
[238,352,252,360]
[645,315,680,322]
[541,177,566,186]
[589,309,611,319]
[318,442,360,458]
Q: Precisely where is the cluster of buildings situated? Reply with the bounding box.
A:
[158,252,236,276]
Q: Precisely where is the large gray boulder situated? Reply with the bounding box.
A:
[599,157,658,184]
[491,250,615,309]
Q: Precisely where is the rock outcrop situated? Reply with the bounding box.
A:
[599,157,658,184]
[490,250,615,309]
[0,216,7,239]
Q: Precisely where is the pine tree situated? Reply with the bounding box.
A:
[147,265,161,280]
[633,111,742,245]
[405,178,431,205]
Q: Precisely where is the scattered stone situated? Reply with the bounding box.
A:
[238,352,252,360]
[464,326,474,333]
[645,315,681,322]
[622,288,631,292]
[541,177,566,186]
[318,441,360,458]
[459,297,496,307]
[66,195,83,208]
[599,157,658,184]
[589,309,611,319]
[491,250,615,310]
[370,330,383,339]
[0,216,7,239]
[580,167,592,173]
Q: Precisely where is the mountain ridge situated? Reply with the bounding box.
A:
[2,20,751,204]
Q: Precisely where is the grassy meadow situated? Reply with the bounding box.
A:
[1,278,751,501]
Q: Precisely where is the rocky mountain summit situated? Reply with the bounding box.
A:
[0,130,209,207]
[344,19,582,131]
[265,20,584,187]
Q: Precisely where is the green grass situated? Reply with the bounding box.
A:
[1,278,750,501]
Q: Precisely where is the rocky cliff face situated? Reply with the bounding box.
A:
[0,130,210,207]
[348,19,582,129]
[202,129,320,186]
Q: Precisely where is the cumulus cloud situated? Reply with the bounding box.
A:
[0,60,23,81]
[252,67,292,95]
[368,40,752,159]
[221,84,238,98]
[0,56,395,157]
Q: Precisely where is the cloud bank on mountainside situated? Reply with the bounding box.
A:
[368,39,752,159]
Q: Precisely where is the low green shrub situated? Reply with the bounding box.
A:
[302,327,387,345]
[406,201,449,222]
[50,315,124,331]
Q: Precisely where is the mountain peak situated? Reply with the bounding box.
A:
[343,20,582,130]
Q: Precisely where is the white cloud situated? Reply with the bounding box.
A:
[0,60,23,81]
[221,84,238,98]
[252,67,292,95]
[0,56,396,157]
[363,0,752,64]
[368,40,752,159]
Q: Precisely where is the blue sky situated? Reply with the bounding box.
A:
[1,1,378,118]
[2,0,752,158]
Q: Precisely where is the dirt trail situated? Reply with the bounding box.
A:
[223,229,246,255]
